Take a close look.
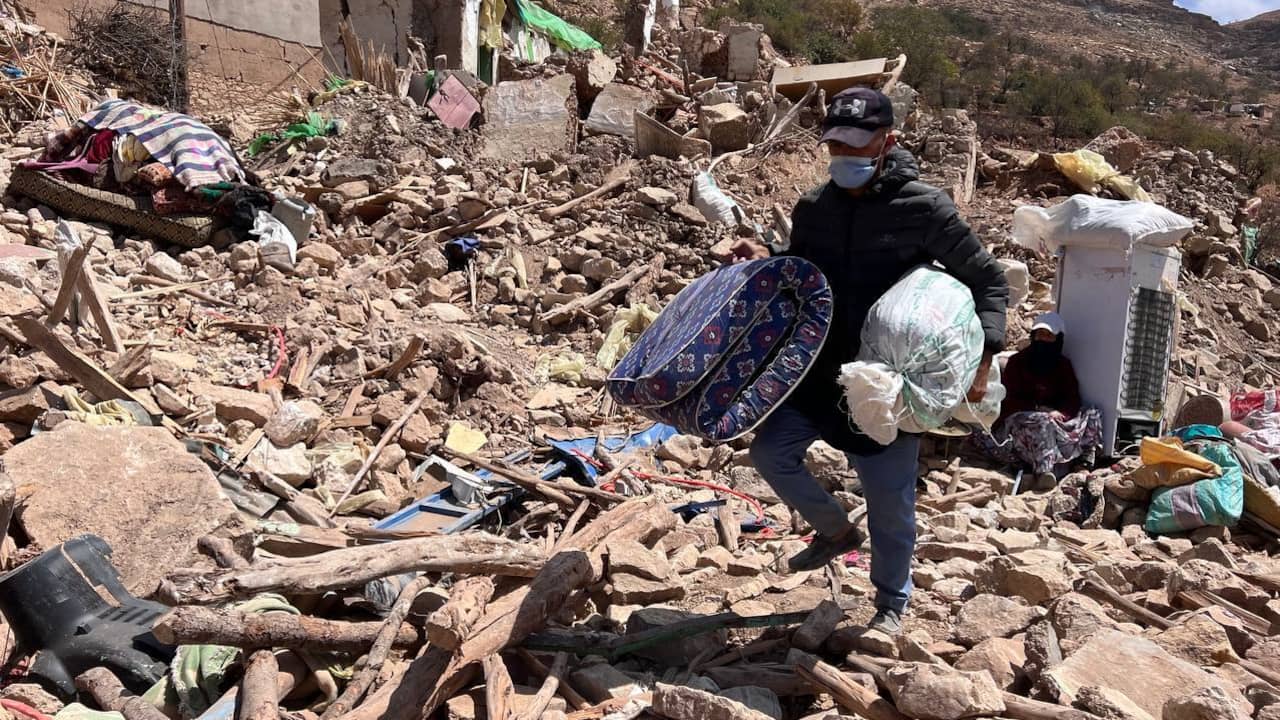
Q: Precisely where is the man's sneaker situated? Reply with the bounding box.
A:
[787,524,864,572]
[867,607,903,636]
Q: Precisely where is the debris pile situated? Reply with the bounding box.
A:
[0,10,1278,720]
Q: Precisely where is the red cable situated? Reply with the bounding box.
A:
[265,324,288,380]
[2,700,52,720]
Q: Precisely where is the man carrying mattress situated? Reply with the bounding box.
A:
[732,87,1008,636]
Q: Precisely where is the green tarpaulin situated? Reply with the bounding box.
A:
[512,0,602,51]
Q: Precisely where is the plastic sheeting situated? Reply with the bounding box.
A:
[1012,194,1193,255]
[1052,149,1152,202]
[512,0,602,52]
[838,265,1002,445]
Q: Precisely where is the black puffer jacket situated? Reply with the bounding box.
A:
[784,146,1009,455]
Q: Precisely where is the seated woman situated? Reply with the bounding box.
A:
[975,312,1103,485]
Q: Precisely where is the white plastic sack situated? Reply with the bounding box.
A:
[1011,194,1192,255]
[691,171,743,226]
[838,266,1004,445]
[251,210,298,272]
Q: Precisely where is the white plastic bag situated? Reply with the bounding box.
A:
[1012,195,1192,255]
[838,265,1003,445]
[251,210,298,272]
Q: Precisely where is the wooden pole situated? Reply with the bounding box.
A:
[47,236,94,327]
[539,261,657,325]
[448,451,624,506]
[237,650,279,720]
[152,606,420,651]
[483,654,515,720]
[75,668,172,720]
[162,533,542,602]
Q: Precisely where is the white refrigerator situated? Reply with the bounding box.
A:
[1053,242,1182,456]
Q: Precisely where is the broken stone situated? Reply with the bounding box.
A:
[1073,685,1156,720]
[5,423,237,594]
[481,75,578,161]
[189,382,275,426]
[144,252,188,283]
[0,381,58,424]
[884,662,1006,720]
[1163,685,1249,720]
[651,682,775,720]
[249,438,313,486]
[1154,611,1239,665]
[297,242,342,270]
[917,542,999,563]
[570,663,640,704]
[569,50,618,102]
[725,576,769,604]
[585,83,653,139]
[1042,629,1247,719]
[0,355,39,389]
[606,538,671,580]
[637,186,678,207]
[953,594,1044,647]
[990,529,1039,554]
[264,400,326,447]
[954,637,1028,691]
[610,572,684,605]
[1048,593,1120,655]
[0,685,62,715]
[792,600,845,652]
[582,256,620,282]
[698,545,734,570]
[700,103,754,153]
[1084,126,1145,173]
[1002,560,1074,606]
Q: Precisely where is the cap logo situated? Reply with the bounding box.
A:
[834,98,865,118]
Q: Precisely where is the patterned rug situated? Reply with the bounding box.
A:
[608,256,832,442]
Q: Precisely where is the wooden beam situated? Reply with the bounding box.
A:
[152,606,420,651]
[792,653,905,720]
[77,270,122,352]
[449,450,624,506]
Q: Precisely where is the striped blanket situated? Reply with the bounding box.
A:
[79,100,244,191]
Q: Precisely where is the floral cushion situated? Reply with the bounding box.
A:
[608,257,832,441]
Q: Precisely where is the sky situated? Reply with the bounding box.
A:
[1174,0,1280,23]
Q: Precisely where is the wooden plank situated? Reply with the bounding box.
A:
[47,236,94,326]
[14,315,169,423]
[382,335,424,380]
[77,270,122,352]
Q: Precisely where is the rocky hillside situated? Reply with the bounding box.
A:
[1228,9,1280,77]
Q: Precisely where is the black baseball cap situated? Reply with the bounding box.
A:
[820,87,894,148]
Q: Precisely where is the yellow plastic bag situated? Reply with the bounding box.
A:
[1127,436,1221,490]
[1052,149,1152,202]
[597,303,659,370]
[62,388,136,426]
[534,351,587,384]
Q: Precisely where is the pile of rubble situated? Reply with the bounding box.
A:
[1,11,1280,720]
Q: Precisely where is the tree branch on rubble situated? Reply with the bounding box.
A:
[426,577,496,651]
[238,650,280,720]
[539,259,663,326]
[330,497,675,720]
[321,575,435,720]
[152,606,421,651]
[514,651,569,720]
[162,533,543,603]
[75,668,172,720]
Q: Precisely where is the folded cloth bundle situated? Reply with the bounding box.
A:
[608,256,832,441]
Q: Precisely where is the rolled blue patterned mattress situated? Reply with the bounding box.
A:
[607,256,832,442]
